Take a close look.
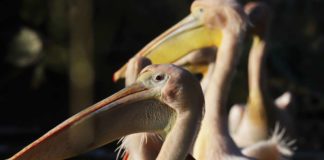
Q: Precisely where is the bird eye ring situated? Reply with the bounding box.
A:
[199,8,204,13]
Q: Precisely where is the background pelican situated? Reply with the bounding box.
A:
[228,2,295,148]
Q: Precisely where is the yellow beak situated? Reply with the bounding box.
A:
[10,83,173,160]
[113,13,222,81]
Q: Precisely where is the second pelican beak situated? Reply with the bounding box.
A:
[113,12,222,81]
[11,82,174,160]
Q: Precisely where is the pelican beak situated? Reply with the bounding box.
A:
[173,47,217,75]
[113,12,222,81]
[11,83,173,160]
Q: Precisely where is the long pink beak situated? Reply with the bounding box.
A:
[10,83,173,160]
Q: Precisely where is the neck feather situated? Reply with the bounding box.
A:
[205,32,242,125]
[246,35,274,120]
[157,110,201,160]
[194,32,244,158]
[248,36,267,104]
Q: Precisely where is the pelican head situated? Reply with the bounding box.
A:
[191,0,247,34]
[10,64,204,160]
[113,0,248,81]
[244,2,271,39]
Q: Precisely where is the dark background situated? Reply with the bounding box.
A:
[0,0,323,159]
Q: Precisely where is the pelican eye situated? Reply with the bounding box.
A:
[193,7,204,18]
[153,73,166,82]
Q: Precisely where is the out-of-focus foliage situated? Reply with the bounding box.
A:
[7,27,43,67]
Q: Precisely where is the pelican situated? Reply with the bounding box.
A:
[9,64,204,160]
[120,57,199,160]
[228,2,295,148]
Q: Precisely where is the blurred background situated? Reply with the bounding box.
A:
[0,0,323,159]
